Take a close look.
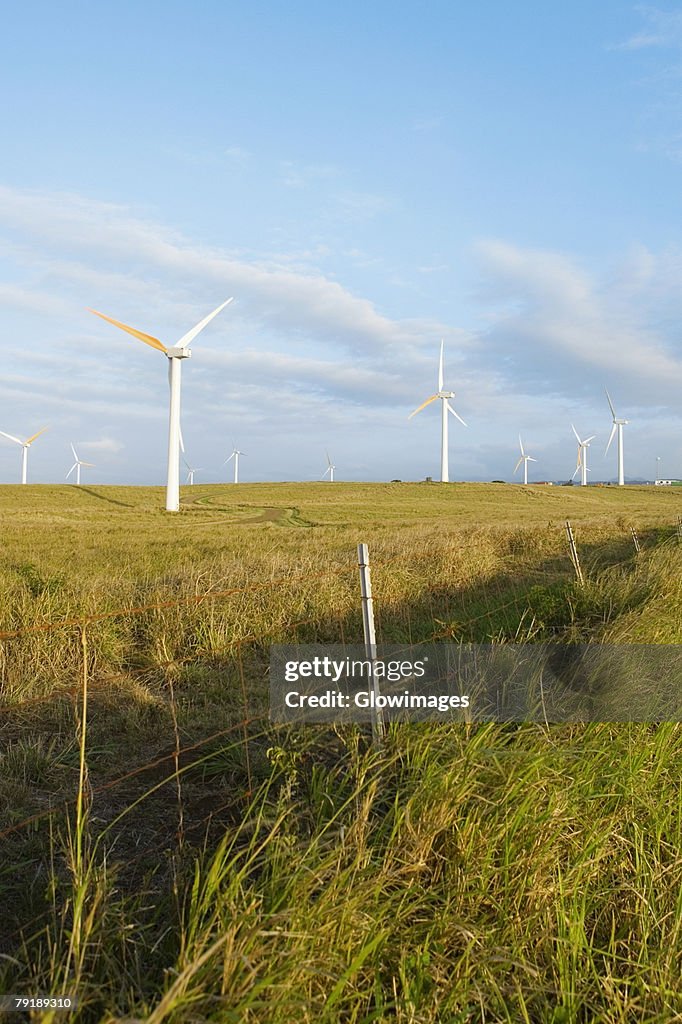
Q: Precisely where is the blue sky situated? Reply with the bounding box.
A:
[1,1,681,484]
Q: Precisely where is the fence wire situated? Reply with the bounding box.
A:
[0,522,674,845]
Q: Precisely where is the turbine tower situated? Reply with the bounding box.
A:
[408,340,466,483]
[605,390,628,486]
[66,444,95,485]
[322,451,335,482]
[0,426,48,484]
[225,446,245,484]
[90,298,233,512]
[514,435,537,485]
[572,425,595,487]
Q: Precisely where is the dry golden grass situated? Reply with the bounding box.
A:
[0,482,680,1023]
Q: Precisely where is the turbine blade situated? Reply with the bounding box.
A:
[445,400,467,426]
[584,435,596,444]
[176,297,234,349]
[605,423,617,455]
[0,430,23,445]
[528,457,537,462]
[70,443,78,461]
[571,424,581,443]
[24,426,48,445]
[224,452,235,463]
[179,421,185,454]
[605,389,617,420]
[572,466,580,480]
[89,309,167,353]
[519,434,525,456]
[514,457,523,473]
[81,461,95,468]
[438,340,444,391]
[408,394,439,418]
[66,463,77,479]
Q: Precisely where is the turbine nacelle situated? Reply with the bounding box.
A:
[166,347,192,360]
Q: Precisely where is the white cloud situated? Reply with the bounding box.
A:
[473,239,682,403]
[78,437,125,453]
[616,8,682,51]
[0,184,437,357]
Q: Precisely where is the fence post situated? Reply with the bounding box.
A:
[357,543,385,742]
[631,527,641,554]
[677,516,682,544]
[565,521,584,585]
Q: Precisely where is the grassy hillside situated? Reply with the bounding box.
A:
[0,483,680,1022]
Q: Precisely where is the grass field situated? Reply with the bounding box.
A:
[0,482,681,1023]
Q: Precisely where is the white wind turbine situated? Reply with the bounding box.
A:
[322,451,335,482]
[0,426,48,484]
[183,457,202,486]
[571,425,596,486]
[224,446,245,484]
[67,444,95,485]
[90,298,233,512]
[605,390,628,486]
[514,435,537,485]
[408,340,466,483]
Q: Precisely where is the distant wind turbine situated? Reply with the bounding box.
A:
[66,444,95,485]
[322,451,335,482]
[408,340,466,483]
[89,298,234,512]
[183,457,202,486]
[0,426,48,484]
[224,446,245,484]
[572,426,595,486]
[605,390,628,486]
[514,435,537,485]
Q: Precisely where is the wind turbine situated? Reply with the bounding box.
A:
[66,444,95,485]
[89,298,234,512]
[224,446,245,484]
[408,340,466,483]
[605,390,628,486]
[183,457,202,486]
[514,435,537,485]
[0,426,48,484]
[571,425,595,486]
[322,451,335,482]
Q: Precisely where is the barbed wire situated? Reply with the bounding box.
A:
[1,524,673,840]
[0,526,608,643]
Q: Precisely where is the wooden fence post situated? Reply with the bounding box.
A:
[565,521,584,585]
[357,543,385,742]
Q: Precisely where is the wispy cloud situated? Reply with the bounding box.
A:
[78,437,125,453]
[473,239,682,402]
[616,7,682,51]
[411,115,444,132]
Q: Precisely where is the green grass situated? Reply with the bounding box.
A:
[0,482,681,1022]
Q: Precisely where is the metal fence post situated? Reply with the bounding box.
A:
[565,521,584,585]
[631,527,641,554]
[357,543,385,742]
